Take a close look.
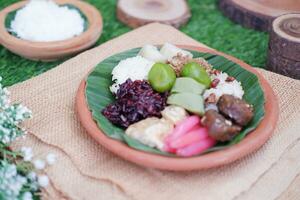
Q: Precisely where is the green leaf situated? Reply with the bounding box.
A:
[85,48,265,156]
[122,135,172,156]
[5,9,18,37]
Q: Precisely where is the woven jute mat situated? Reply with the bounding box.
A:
[9,23,300,200]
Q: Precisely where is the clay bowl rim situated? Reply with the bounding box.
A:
[76,45,279,171]
[0,0,103,52]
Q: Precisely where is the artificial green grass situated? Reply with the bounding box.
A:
[0,0,268,87]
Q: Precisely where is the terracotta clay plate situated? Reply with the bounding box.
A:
[0,0,103,61]
[76,45,279,171]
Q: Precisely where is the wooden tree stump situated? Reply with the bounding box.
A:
[267,14,300,79]
[117,0,191,28]
[218,0,300,31]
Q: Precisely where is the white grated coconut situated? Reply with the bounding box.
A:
[10,0,85,42]
[110,56,154,93]
[203,72,244,100]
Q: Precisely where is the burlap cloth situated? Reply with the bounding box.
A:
[9,23,300,200]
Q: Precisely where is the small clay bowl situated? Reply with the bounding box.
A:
[0,0,103,61]
[76,45,279,171]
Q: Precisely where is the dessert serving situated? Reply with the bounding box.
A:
[0,0,103,61]
[7,0,87,42]
[84,43,266,158]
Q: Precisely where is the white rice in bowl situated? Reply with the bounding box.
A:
[203,72,244,100]
[110,56,154,93]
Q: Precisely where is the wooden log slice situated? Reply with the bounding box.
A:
[267,14,300,79]
[267,48,300,79]
[218,0,300,31]
[117,0,191,28]
[270,14,300,61]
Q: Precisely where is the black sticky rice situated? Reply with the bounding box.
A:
[102,79,168,128]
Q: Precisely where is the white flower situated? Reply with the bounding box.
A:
[3,88,10,95]
[0,77,47,199]
[0,161,31,199]
[33,159,45,170]
[27,172,37,180]
[21,147,33,161]
[46,153,56,165]
[22,192,33,200]
[38,175,49,187]
[0,77,32,144]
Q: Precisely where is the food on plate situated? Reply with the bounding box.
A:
[10,0,85,42]
[102,79,167,128]
[218,95,254,126]
[167,53,191,75]
[125,105,188,150]
[161,105,188,124]
[167,93,205,115]
[168,76,206,116]
[100,43,257,157]
[164,115,201,153]
[168,54,213,76]
[201,110,242,142]
[203,72,244,101]
[192,57,213,72]
[165,115,201,143]
[181,62,211,88]
[204,103,219,112]
[138,45,166,62]
[176,137,216,157]
[163,115,216,156]
[110,56,154,93]
[169,126,208,149]
[171,77,205,95]
[148,63,176,93]
[160,43,193,61]
[202,94,254,142]
[138,43,193,63]
[125,118,173,150]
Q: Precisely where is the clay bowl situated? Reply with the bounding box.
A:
[76,45,279,171]
[0,0,102,61]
